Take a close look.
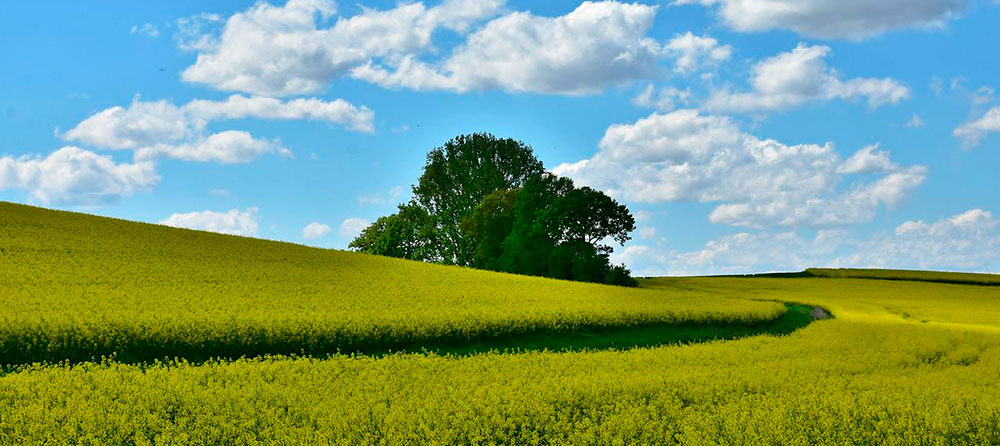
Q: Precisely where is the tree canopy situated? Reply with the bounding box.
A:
[350,133,637,286]
[413,133,544,265]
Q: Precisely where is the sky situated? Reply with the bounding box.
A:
[2,0,999,276]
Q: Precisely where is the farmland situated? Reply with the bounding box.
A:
[2,201,1000,444]
[0,202,782,364]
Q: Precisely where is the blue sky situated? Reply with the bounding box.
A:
[2,0,999,275]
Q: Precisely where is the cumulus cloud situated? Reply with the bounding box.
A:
[835,144,898,174]
[160,207,259,236]
[175,13,223,52]
[674,0,969,40]
[665,32,732,74]
[832,209,1000,270]
[632,84,690,111]
[302,221,332,239]
[64,95,373,151]
[617,209,1000,276]
[183,95,374,132]
[628,230,846,276]
[135,131,290,164]
[352,1,663,95]
[181,0,505,96]
[339,217,370,240]
[0,146,158,205]
[705,44,910,112]
[954,106,1000,148]
[61,95,372,163]
[63,99,192,150]
[553,109,927,228]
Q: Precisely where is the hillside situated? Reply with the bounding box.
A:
[2,202,1000,444]
[0,201,785,364]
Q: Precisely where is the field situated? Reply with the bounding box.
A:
[2,201,1000,444]
[0,202,783,364]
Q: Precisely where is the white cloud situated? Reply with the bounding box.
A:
[675,0,969,40]
[302,221,332,239]
[183,95,374,132]
[135,130,290,164]
[706,166,927,227]
[131,23,160,38]
[0,146,158,206]
[618,208,1000,275]
[64,95,373,151]
[358,185,406,205]
[954,106,1000,148]
[339,217,371,239]
[665,32,732,74]
[352,1,663,95]
[705,44,909,112]
[61,95,372,163]
[160,207,259,236]
[670,230,845,276]
[181,0,505,96]
[553,109,927,229]
[63,98,192,150]
[905,114,926,128]
[632,84,690,111]
[836,144,898,174]
[833,209,1000,270]
[638,226,657,239]
[175,13,223,52]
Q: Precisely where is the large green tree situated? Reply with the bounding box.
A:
[350,134,638,286]
[412,133,544,265]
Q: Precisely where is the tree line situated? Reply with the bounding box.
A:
[350,133,637,286]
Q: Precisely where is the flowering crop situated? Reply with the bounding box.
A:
[0,202,780,364]
[3,201,999,444]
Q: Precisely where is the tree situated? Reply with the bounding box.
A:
[537,185,635,249]
[499,173,573,276]
[604,264,638,287]
[461,188,520,270]
[348,203,438,261]
[351,134,639,287]
[498,173,636,285]
[412,133,544,265]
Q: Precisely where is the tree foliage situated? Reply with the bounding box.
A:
[348,204,437,262]
[461,188,520,270]
[351,133,638,286]
[413,133,544,265]
[498,173,636,286]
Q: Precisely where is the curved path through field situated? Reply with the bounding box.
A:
[402,302,830,356]
[1,303,830,369]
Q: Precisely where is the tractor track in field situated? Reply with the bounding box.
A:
[0,303,831,370]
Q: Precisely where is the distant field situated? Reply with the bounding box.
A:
[805,267,1000,286]
[2,201,999,444]
[642,274,1000,330]
[0,201,781,364]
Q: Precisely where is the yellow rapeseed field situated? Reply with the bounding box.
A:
[1,201,999,444]
[0,202,780,363]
